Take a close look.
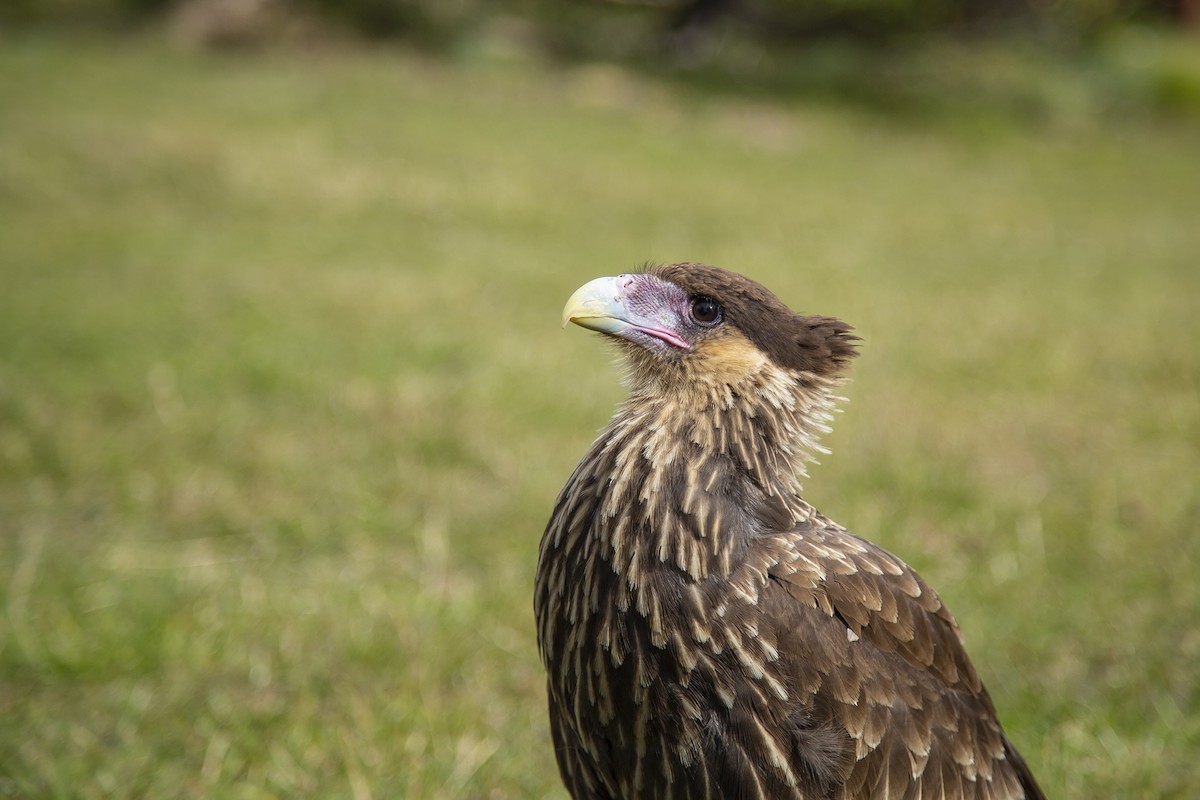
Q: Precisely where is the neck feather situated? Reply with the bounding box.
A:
[536,366,846,658]
[565,365,845,577]
[618,364,844,496]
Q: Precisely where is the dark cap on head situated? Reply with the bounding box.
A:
[650,262,859,376]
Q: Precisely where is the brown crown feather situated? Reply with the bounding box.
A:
[650,262,860,376]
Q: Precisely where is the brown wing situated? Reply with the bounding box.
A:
[547,691,616,800]
[765,519,1045,800]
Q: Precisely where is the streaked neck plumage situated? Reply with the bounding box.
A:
[551,356,846,577]
[618,359,844,498]
[537,359,846,679]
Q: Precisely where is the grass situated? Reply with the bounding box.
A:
[0,32,1198,799]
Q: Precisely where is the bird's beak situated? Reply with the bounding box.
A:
[561,276,630,334]
[561,275,691,350]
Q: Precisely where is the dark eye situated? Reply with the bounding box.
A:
[690,296,723,326]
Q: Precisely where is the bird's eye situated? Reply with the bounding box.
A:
[690,297,723,326]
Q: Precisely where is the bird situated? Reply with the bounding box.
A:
[534,263,1044,799]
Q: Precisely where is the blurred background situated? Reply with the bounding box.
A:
[1,1,1198,798]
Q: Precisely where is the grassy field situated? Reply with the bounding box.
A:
[1,34,1198,799]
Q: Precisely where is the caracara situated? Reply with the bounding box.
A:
[534,264,1044,800]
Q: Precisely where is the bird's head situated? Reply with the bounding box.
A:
[562,263,858,396]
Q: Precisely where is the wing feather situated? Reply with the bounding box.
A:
[765,520,1039,799]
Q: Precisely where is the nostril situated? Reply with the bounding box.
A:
[617,274,635,290]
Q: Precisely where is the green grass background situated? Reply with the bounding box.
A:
[1,35,1198,799]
